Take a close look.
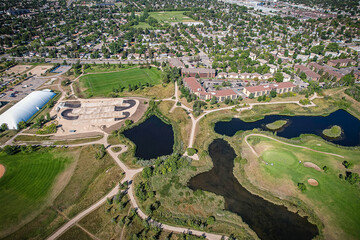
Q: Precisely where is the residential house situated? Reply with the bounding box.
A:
[217,72,228,79]
[182,77,237,102]
[168,58,185,68]
[239,73,251,79]
[243,82,296,97]
[283,73,291,82]
[262,73,273,80]
[328,59,356,67]
[228,72,239,79]
[294,65,321,81]
[267,64,278,74]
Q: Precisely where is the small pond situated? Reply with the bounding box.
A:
[214,109,360,146]
[122,115,174,159]
[188,139,319,240]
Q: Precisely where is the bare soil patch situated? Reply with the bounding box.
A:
[6,65,32,75]
[0,164,5,178]
[30,65,53,76]
[307,178,319,186]
[303,162,321,171]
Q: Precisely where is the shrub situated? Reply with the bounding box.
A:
[207,216,215,225]
[3,145,19,155]
[297,182,306,192]
[342,161,353,169]
[187,148,197,156]
[345,172,360,184]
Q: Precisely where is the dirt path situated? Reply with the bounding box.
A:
[244,133,345,159]
[119,208,132,240]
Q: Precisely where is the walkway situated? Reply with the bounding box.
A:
[8,78,322,240]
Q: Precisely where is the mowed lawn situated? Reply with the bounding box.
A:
[149,11,196,23]
[80,67,162,97]
[0,149,72,233]
[248,136,360,239]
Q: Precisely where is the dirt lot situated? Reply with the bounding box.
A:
[29,65,53,76]
[6,65,32,75]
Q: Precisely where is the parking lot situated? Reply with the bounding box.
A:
[0,77,50,101]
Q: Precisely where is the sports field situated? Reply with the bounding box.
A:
[245,135,360,239]
[0,148,73,234]
[149,11,197,23]
[80,67,162,97]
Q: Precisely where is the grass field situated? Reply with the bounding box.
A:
[83,64,134,74]
[3,145,123,239]
[79,67,162,98]
[243,135,360,239]
[149,11,197,23]
[0,148,74,236]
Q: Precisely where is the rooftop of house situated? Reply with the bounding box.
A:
[244,82,295,93]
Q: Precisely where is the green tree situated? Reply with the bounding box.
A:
[1,123,8,131]
[270,90,277,98]
[17,121,27,129]
[274,72,284,82]
[142,167,153,179]
[210,96,217,105]
[297,182,306,192]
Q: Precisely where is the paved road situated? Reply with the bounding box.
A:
[2,55,168,65]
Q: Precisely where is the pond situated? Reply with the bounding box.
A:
[122,115,174,159]
[214,109,360,146]
[188,139,319,240]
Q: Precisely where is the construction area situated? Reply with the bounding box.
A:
[55,98,139,134]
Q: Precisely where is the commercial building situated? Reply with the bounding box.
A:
[0,90,56,129]
[243,82,296,97]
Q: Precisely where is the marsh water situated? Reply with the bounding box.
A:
[214,109,360,146]
[188,139,319,240]
[122,115,174,159]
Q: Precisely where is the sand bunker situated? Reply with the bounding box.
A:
[304,162,321,171]
[0,164,5,178]
[308,178,319,186]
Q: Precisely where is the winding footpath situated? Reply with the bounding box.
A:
[4,76,325,240]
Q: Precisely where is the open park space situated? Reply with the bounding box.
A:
[240,134,360,239]
[149,11,197,23]
[79,67,162,98]
[0,147,74,237]
[0,144,123,240]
